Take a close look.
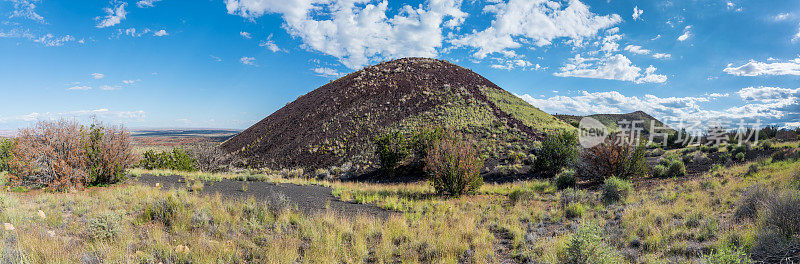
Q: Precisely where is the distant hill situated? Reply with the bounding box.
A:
[222,58,574,170]
[555,111,675,135]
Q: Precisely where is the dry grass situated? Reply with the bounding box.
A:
[2,143,799,263]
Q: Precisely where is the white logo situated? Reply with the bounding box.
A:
[578,117,608,148]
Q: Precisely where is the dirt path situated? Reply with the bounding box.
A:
[134,175,392,218]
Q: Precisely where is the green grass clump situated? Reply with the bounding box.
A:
[564,203,585,219]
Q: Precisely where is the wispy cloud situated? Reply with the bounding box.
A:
[67,85,92,91]
[91,73,105,79]
[724,56,800,76]
[136,0,161,8]
[312,67,340,77]
[240,56,256,66]
[96,1,128,28]
[153,29,168,36]
[677,25,692,41]
[7,0,45,23]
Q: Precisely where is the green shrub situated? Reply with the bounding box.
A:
[83,123,136,186]
[144,196,181,227]
[426,131,483,196]
[653,155,686,178]
[374,131,410,174]
[86,212,120,241]
[139,148,196,171]
[735,152,746,162]
[534,131,579,177]
[564,203,585,219]
[559,223,623,264]
[554,169,577,190]
[759,140,773,150]
[601,177,632,204]
[0,138,12,172]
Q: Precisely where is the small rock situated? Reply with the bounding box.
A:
[47,230,56,237]
[155,183,161,188]
[37,210,46,219]
[4,223,14,231]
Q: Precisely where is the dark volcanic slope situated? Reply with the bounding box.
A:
[223,58,571,170]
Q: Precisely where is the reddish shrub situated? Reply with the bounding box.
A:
[10,120,88,189]
[580,136,648,181]
[425,130,483,196]
[9,120,136,190]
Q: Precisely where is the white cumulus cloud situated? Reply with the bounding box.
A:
[225,0,468,69]
[153,29,168,36]
[451,0,621,59]
[554,54,667,84]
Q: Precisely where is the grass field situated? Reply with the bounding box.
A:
[2,153,797,263]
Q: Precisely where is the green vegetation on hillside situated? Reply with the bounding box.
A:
[480,86,575,133]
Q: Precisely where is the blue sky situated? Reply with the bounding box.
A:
[0,0,799,130]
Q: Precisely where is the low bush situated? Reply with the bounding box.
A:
[601,177,632,204]
[653,155,686,178]
[558,223,623,264]
[534,131,579,177]
[425,130,483,196]
[759,139,773,150]
[580,136,648,181]
[733,185,772,221]
[0,138,12,172]
[8,120,136,190]
[735,152,746,162]
[771,148,800,162]
[139,148,196,171]
[554,169,577,190]
[86,212,120,241]
[560,188,590,208]
[748,190,800,262]
[374,131,410,174]
[761,191,800,239]
[83,123,137,186]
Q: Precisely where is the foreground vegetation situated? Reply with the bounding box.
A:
[1,155,796,263]
[2,119,800,263]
